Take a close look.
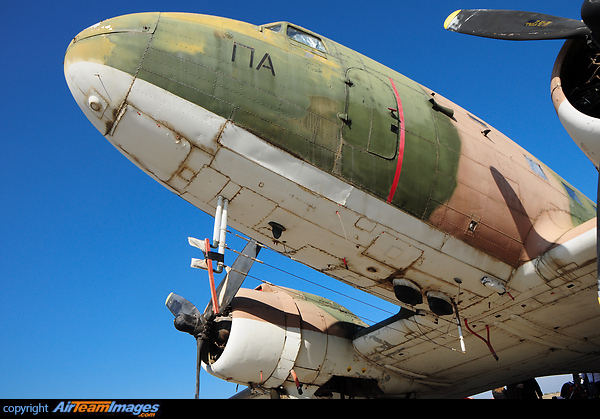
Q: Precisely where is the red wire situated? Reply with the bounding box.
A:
[464,319,499,361]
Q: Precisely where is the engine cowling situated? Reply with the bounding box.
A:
[201,283,384,397]
[552,38,600,168]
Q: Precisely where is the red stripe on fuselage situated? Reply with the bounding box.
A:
[387,78,405,203]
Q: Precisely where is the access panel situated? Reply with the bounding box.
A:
[343,68,399,159]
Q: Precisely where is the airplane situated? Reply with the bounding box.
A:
[63,1,600,399]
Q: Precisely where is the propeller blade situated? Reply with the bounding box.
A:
[165,292,202,318]
[167,240,260,399]
[203,239,261,319]
[444,9,590,40]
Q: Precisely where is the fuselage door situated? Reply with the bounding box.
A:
[343,68,399,160]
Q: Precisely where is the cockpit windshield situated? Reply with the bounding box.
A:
[286,26,326,53]
[264,23,327,53]
[265,24,282,33]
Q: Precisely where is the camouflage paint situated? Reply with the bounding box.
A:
[65,12,596,268]
[116,13,460,221]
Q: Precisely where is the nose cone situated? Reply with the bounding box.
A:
[64,13,159,135]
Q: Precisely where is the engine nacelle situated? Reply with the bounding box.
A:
[552,38,600,169]
[201,283,384,397]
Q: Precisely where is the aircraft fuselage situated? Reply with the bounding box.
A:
[64,13,600,398]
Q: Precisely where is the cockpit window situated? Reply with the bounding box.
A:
[286,26,326,53]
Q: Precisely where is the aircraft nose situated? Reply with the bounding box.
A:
[64,13,159,135]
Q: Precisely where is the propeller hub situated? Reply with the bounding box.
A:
[583,0,600,48]
[174,313,205,336]
[583,0,600,33]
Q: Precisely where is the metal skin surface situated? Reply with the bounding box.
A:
[65,13,600,398]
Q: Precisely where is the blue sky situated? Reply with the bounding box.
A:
[1,0,592,398]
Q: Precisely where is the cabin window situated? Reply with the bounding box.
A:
[286,26,326,53]
[524,155,548,181]
[563,183,583,205]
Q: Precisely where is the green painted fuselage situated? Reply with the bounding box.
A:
[133,14,461,220]
[68,12,596,267]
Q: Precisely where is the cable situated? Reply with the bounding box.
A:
[224,241,396,320]
[464,319,499,361]
[223,233,467,354]
[225,239,470,353]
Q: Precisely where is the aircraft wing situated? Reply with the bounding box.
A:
[352,221,598,398]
